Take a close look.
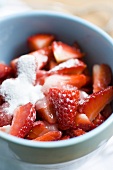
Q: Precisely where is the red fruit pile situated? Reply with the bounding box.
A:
[0,33,113,142]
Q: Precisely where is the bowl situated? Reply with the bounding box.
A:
[0,11,113,170]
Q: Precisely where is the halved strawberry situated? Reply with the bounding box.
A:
[10,102,36,138]
[48,58,86,75]
[0,63,12,79]
[52,41,84,63]
[35,97,57,124]
[93,64,112,93]
[33,130,62,141]
[0,102,13,127]
[48,87,80,130]
[79,86,113,121]
[28,34,55,51]
[74,113,93,131]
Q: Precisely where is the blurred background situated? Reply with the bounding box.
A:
[0,0,112,37]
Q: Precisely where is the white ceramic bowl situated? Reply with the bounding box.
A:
[0,11,113,170]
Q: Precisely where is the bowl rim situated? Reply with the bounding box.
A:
[0,10,113,148]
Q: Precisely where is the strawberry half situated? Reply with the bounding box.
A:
[79,86,113,121]
[10,102,36,138]
[48,87,80,130]
[33,130,62,141]
[93,64,112,93]
[28,34,55,51]
[48,58,86,75]
[52,41,84,63]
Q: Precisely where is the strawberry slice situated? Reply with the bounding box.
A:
[26,120,58,140]
[79,86,113,121]
[48,87,80,130]
[28,34,55,51]
[74,113,93,131]
[35,97,57,124]
[93,64,112,93]
[26,121,49,140]
[33,130,62,141]
[0,102,13,127]
[52,41,84,63]
[48,58,86,75]
[0,63,12,79]
[92,113,105,127]
[66,128,86,138]
[10,102,36,138]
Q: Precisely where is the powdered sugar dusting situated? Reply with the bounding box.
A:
[0,54,44,115]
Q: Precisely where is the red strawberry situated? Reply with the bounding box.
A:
[33,130,62,141]
[74,113,93,131]
[52,41,84,63]
[101,104,112,119]
[0,63,12,79]
[35,97,57,124]
[48,87,80,130]
[66,128,86,138]
[48,58,86,75]
[0,102,13,127]
[60,135,70,140]
[93,64,112,93]
[26,120,58,140]
[26,121,49,140]
[93,113,105,127]
[28,34,55,51]
[10,103,36,138]
[79,86,113,121]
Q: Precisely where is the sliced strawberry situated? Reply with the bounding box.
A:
[10,102,36,138]
[30,51,48,70]
[52,41,84,63]
[28,34,55,51]
[33,130,62,141]
[0,102,13,127]
[79,86,113,121]
[93,64,112,93]
[48,59,86,75]
[92,113,105,127]
[74,113,93,131]
[0,63,12,79]
[66,128,86,138]
[26,121,49,140]
[35,97,57,124]
[48,87,80,130]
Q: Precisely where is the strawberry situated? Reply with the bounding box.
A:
[10,102,36,138]
[48,58,86,75]
[26,121,49,140]
[0,63,12,79]
[74,113,93,131]
[60,135,70,140]
[0,102,13,127]
[66,128,86,138]
[26,120,58,140]
[10,58,18,76]
[92,113,105,127]
[48,87,80,130]
[30,50,48,70]
[52,41,84,63]
[79,86,113,121]
[35,97,57,124]
[93,64,112,93]
[28,34,55,51]
[33,130,62,141]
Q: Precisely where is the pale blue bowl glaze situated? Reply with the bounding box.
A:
[0,11,113,166]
